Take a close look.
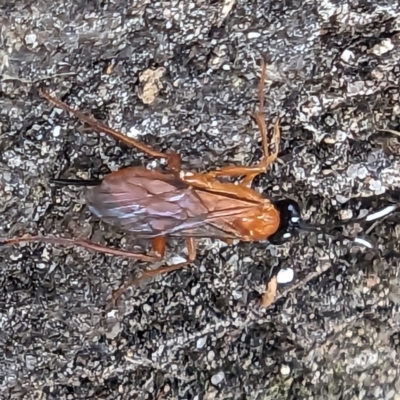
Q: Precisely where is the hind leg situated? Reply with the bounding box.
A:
[1,234,161,261]
[40,89,181,172]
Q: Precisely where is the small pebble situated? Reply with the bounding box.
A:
[371,38,394,56]
[211,371,225,385]
[196,337,206,349]
[369,179,382,191]
[25,32,37,45]
[336,194,350,204]
[247,31,261,39]
[341,49,355,63]
[280,365,291,376]
[53,126,61,137]
[357,166,368,180]
[105,322,122,339]
[277,268,294,284]
[339,209,353,220]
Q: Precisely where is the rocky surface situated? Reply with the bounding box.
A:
[1,1,400,399]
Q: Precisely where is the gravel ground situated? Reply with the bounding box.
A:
[2,1,400,399]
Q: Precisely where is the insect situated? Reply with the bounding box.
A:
[2,59,390,301]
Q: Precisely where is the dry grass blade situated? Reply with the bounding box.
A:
[376,127,400,137]
[261,276,277,308]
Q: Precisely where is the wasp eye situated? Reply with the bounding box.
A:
[268,199,302,245]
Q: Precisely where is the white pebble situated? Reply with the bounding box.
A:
[53,125,61,137]
[247,31,261,39]
[357,166,368,180]
[168,255,186,264]
[107,309,118,319]
[371,39,394,56]
[280,364,291,376]
[128,126,143,138]
[369,179,382,191]
[25,32,37,45]
[191,284,200,296]
[211,371,225,385]
[338,209,353,220]
[277,268,294,284]
[196,337,206,349]
[336,194,350,204]
[142,304,151,313]
[341,49,354,63]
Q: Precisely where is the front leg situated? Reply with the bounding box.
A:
[202,58,280,187]
[204,119,280,185]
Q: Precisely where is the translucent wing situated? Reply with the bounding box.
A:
[85,167,257,239]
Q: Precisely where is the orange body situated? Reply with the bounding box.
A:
[3,58,282,300]
[86,166,280,242]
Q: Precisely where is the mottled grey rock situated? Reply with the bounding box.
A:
[2,0,400,399]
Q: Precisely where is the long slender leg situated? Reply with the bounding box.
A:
[180,171,264,202]
[112,237,197,304]
[204,120,280,182]
[203,58,280,186]
[1,235,161,262]
[39,89,181,172]
[241,117,279,186]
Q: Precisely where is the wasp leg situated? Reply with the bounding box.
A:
[2,235,160,261]
[112,237,196,304]
[39,89,181,172]
[203,58,280,186]
[180,172,265,202]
